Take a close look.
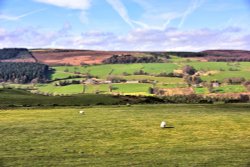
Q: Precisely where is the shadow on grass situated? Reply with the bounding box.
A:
[162,126,175,129]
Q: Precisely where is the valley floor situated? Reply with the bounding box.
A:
[0,104,250,166]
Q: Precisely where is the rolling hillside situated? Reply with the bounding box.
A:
[30,49,166,65]
[1,48,250,65]
[30,49,250,65]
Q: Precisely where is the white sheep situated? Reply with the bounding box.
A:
[160,121,166,128]
[79,110,85,114]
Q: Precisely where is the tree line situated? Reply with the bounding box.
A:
[0,62,49,84]
[103,54,164,64]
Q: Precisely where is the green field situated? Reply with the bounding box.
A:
[3,60,250,96]
[52,62,250,83]
[201,71,250,82]
[51,71,77,80]
[35,83,153,95]
[112,83,151,95]
[84,84,110,94]
[194,87,209,94]
[0,89,121,107]
[214,85,247,93]
[186,62,250,82]
[1,104,250,166]
[187,62,238,71]
[85,83,152,95]
[37,84,84,95]
[122,75,184,84]
[53,63,178,79]
[194,85,247,94]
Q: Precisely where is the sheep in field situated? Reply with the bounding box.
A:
[79,110,85,114]
[160,121,166,128]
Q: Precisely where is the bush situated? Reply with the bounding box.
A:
[182,65,197,75]
[162,94,214,104]
[224,77,246,84]
[134,70,148,75]
[148,87,154,94]
[107,76,127,83]
[184,76,202,85]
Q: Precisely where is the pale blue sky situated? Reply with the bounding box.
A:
[0,0,250,51]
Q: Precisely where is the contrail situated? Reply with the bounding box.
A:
[106,0,135,29]
[178,0,205,28]
[0,8,47,21]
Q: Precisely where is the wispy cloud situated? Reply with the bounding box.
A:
[132,0,205,30]
[105,0,169,30]
[0,8,46,21]
[178,0,204,28]
[105,0,135,29]
[34,0,91,10]
[34,0,92,24]
[104,0,204,30]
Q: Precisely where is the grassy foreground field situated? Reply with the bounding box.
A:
[0,104,250,166]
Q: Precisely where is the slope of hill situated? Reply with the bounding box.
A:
[2,48,250,65]
[0,48,37,63]
[31,49,250,65]
[30,49,172,65]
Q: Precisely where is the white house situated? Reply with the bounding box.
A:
[212,81,220,88]
[126,81,139,84]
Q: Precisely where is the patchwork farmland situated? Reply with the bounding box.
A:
[14,61,249,96]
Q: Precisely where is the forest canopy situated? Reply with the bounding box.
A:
[103,54,164,64]
[0,48,33,60]
[0,62,49,84]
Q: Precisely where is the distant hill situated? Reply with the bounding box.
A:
[202,50,250,62]
[30,49,170,65]
[0,48,37,63]
[202,50,250,56]
[2,48,250,65]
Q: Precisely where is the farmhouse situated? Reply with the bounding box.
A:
[126,80,139,84]
[192,83,203,87]
[84,78,100,84]
[211,81,220,88]
[103,80,112,84]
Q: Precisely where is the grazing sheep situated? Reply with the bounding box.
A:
[79,110,85,114]
[160,121,166,128]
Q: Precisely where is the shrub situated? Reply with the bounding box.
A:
[107,76,127,83]
[184,76,203,85]
[182,65,197,75]
[134,70,148,75]
[224,77,246,84]
[148,87,154,94]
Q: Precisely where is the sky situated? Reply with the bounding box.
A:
[0,0,250,51]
